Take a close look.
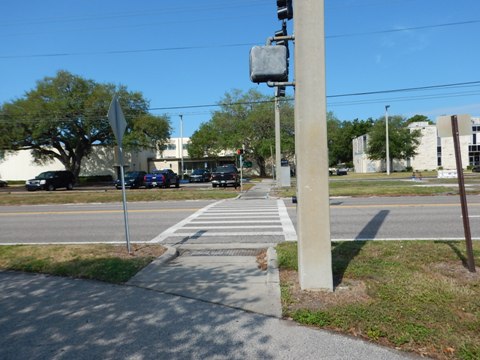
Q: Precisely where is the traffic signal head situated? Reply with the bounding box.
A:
[274,21,289,58]
[277,0,293,21]
[237,149,244,155]
[275,86,286,98]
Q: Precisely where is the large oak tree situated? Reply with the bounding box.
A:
[0,70,171,178]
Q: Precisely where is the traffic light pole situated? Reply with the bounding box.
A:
[294,0,333,290]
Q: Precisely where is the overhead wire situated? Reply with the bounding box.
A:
[2,80,480,124]
[1,18,479,59]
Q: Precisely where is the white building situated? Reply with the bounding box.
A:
[0,137,237,181]
[353,118,480,173]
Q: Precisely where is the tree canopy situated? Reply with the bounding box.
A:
[327,114,374,167]
[366,115,421,164]
[188,89,294,176]
[0,70,171,177]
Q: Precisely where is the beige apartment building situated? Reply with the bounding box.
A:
[352,117,480,173]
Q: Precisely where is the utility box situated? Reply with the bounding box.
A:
[249,45,288,83]
[280,165,291,187]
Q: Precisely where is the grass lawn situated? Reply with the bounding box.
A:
[274,172,480,198]
[0,244,166,283]
[277,241,480,360]
[0,185,252,206]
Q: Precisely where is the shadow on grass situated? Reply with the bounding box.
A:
[435,240,471,270]
[332,210,389,287]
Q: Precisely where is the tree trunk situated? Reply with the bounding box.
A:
[256,156,267,177]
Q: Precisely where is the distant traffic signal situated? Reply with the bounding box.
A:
[277,0,293,21]
[275,86,286,97]
[237,149,244,155]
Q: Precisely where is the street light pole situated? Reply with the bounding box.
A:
[179,114,184,179]
[385,105,390,175]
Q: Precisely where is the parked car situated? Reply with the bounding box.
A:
[26,170,75,191]
[189,168,211,183]
[115,171,147,189]
[144,169,179,188]
[0,179,7,187]
[336,167,348,176]
[211,164,240,188]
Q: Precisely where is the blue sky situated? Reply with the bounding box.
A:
[1,0,480,137]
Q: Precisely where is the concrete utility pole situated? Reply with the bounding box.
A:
[275,94,282,187]
[294,0,333,290]
[385,105,390,175]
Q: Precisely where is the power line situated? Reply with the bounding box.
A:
[1,19,479,59]
[2,80,480,124]
[326,20,480,39]
[0,43,256,60]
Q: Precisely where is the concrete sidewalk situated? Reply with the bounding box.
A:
[0,271,420,360]
[128,245,282,317]
[129,179,282,317]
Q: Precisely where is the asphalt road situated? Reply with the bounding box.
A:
[0,200,214,244]
[1,195,480,244]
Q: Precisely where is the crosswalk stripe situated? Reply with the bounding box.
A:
[149,199,297,243]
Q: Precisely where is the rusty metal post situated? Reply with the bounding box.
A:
[451,115,476,272]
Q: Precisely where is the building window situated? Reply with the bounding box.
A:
[167,144,176,150]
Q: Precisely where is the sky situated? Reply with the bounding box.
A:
[1,0,480,137]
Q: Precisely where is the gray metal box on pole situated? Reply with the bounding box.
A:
[249,45,288,83]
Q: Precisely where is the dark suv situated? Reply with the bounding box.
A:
[211,165,240,188]
[115,171,147,189]
[189,168,211,183]
[26,170,75,191]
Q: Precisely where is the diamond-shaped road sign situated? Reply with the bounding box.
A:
[108,95,127,145]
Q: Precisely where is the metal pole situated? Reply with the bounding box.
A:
[180,115,184,180]
[294,0,333,290]
[275,94,282,187]
[385,105,390,175]
[240,153,243,192]
[451,115,476,272]
[118,146,131,254]
[270,145,275,180]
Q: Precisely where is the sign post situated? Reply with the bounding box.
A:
[437,114,476,272]
[108,95,131,254]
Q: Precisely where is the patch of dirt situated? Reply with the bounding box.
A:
[429,262,480,284]
[280,269,371,312]
[109,244,167,259]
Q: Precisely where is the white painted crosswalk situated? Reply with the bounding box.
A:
[149,199,297,244]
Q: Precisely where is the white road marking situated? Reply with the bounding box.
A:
[149,199,297,243]
[278,199,298,241]
[148,200,224,243]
